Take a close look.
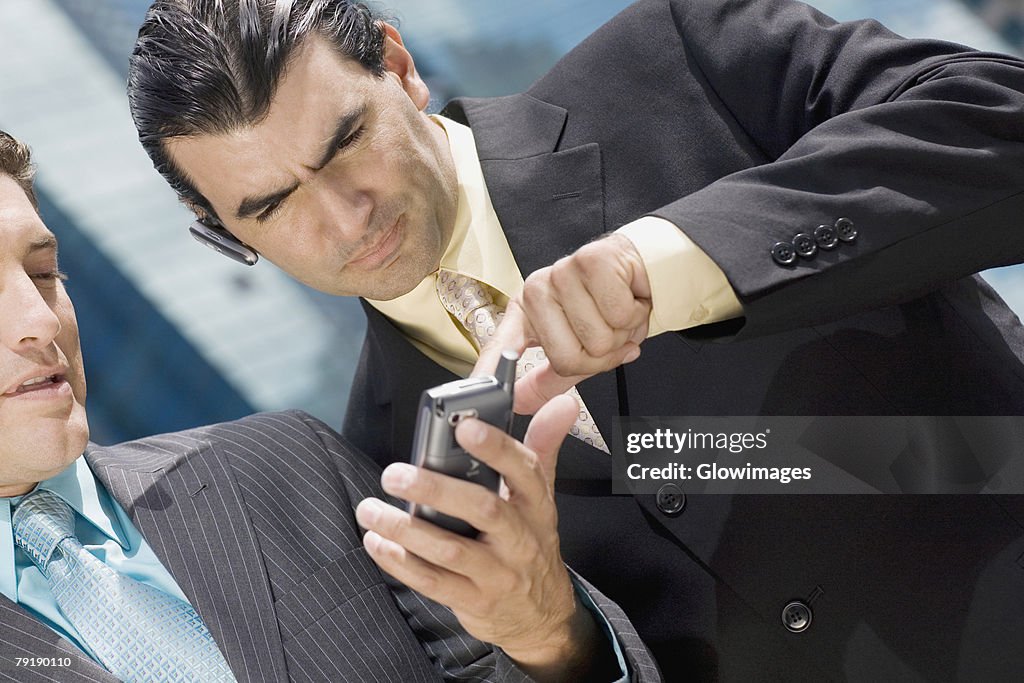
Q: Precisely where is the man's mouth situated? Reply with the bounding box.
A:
[3,374,65,396]
[347,217,403,270]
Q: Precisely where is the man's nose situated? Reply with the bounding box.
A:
[315,183,374,243]
[1,275,61,352]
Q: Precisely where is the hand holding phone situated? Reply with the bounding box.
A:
[357,390,590,678]
[408,350,518,537]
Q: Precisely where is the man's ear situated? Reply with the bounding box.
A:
[181,197,219,226]
[182,198,206,219]
[380,23,430,111]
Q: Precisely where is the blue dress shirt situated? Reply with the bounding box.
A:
[0,456,193,660]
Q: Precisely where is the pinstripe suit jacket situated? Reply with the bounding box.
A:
[0,411,659,682]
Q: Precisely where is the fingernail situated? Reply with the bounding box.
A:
[382,463,416,492]
[624,346,641,363]
[356,498,381,526]
[460,419,487,447]
[363,530,381,553]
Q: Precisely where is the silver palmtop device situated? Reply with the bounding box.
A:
[409,350,518,537]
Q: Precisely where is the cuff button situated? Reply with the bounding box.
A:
[813,224,838,250]
[793,233,817,258]
[835,217,857,242]
[771,242,797,266]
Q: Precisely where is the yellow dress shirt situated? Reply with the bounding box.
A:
[366,115,742,376]
[617,217,743,336]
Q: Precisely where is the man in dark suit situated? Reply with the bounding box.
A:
[127,0,1024,679]
[0,131,659,682]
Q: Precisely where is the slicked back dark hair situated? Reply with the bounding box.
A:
[0,130,39,210]
[128,0,388,221]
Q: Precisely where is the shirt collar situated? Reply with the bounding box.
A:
[1,456,127,603]
[33,457,127,549]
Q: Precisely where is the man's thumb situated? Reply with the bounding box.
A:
[522,393,579,484]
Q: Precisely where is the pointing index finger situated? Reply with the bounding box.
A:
[473,298,533,377]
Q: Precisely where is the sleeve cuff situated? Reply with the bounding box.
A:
[617,216,743,337]
[572,575,631,683]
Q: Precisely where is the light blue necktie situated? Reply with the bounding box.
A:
[12,489,236,682]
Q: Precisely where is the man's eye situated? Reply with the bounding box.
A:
[338,127,365,150]
[31,270,68,285]
[256,199,284,224]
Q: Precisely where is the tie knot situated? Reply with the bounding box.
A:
[436,270,502,345]
[12,489,76,571]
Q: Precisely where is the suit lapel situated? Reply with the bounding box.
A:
[360,300,461,461]
[445,95,607,279]
[0,595,117,681]
[360,299,460,409]
[447,95,622,454]
[86,442,288,683]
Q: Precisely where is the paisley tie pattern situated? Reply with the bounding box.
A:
[437,269,608,452]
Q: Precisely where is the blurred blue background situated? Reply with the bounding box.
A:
[1,0,1020,443]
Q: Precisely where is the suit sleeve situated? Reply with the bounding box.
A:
[302,413,661,682]
[650,0,1024,339]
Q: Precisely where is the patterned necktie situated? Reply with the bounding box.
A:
[12,489,235,682]
[437,269,608,452]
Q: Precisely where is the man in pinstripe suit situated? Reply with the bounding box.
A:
[0,132,660,681]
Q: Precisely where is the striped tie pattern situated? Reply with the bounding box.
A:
[437,269,608,452]
[13,489,236,682]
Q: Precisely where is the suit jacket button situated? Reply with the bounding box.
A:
[813,224,838,249]
[771,242,797,266]
[782,601,812,633]
[835,217,857,242]
[793,233,817,258]
[656,483,685,516]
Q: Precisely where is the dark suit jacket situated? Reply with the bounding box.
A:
[0,411,659,682]
[344,0,1024,680]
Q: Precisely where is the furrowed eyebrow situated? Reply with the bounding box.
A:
[233,105,367,222]
[236,183,300,221]
[311,105,366,171]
